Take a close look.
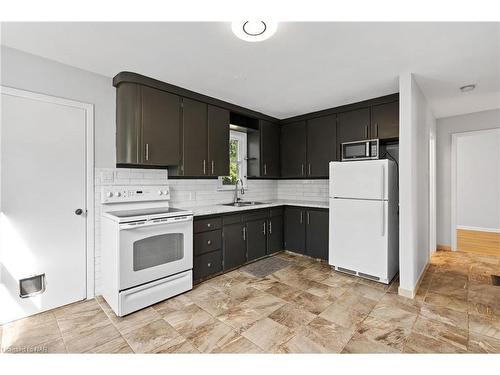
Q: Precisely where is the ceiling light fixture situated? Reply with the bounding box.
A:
[460,84,476,92]
[232,21,278,42]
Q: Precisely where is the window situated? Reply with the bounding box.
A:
[218,130,247,190]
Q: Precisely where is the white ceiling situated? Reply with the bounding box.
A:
[1,22,499,119]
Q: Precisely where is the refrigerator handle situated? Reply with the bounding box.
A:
[381,164,385,200]
[381,202,385,237]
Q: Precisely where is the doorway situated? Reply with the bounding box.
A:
[451,128,500,256]
[0,87,94,324]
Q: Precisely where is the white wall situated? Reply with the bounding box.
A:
[455,129,500,230]
[0,46,115,168]
[399,72,436,296]
[436,109,500,246]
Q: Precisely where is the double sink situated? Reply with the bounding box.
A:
[222,201,266,207]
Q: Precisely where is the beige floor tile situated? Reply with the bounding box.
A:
[189,320,239,353]
[101,303,161,335]
[319,302,369,329]
[274,334,327,353]
[468,313,500,340]
[240,292,286,317]
[420,303,468,330]
[162,303,215,339]
[368,294,420,329]
[1,311,61,351]
[188,288,236,317]
[153,338,199,353]
[54,299,110,338]
[264,281,302,301]
[297,317,354,353]
[268,303,317,330]
[210,334,262,353]
[289,291,333,315]
[428,275,468,300]
[467,332,500,353]
[85,336,133,354]
[354,316,411,352]
[408,316,468,353]
[342,333,401,353]
[423,291,468,313]
[320,273,357,290]
[64,322,121,353]
[152,294,194,316]
[468,283,500,317]
[123,319,183,353]
[299,267,329,283]
[242,317,294,350]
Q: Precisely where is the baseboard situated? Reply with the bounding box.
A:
[398,262,429,299]
[437,244,451,252]
[457,228,500,256]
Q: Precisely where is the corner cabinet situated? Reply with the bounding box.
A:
[281,121,307,178]
[116,83,181,166]
[260,120,281,177]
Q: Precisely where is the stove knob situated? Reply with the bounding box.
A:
[162,190,168,196]
[158,190,163,195]
[115,192,121,197]
[106,192,113,198]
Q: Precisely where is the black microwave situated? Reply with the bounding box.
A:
[341,139,380,161]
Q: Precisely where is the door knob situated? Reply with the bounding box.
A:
[75,208,84,216]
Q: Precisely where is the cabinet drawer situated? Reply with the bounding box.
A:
[222,213,242,225]
[194,230,222,256]
[194,217,222,233]
[242,209,268,222]
[193,250,222,282]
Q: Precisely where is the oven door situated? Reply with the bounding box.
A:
[118,216,193,290]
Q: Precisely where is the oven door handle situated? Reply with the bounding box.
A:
[119,216,193,230]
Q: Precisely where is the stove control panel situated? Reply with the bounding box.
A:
[101,185,170,203]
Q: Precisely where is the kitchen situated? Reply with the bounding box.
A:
[1,10,500,368]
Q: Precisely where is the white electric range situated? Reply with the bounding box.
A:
[100,185,193,316]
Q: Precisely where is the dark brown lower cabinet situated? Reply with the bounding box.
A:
[222,222,246,271]
[267,213,284,254]
[284,207,307,254]
[246,219,267,261]
[193,250,222,281]
[284,206,329,260]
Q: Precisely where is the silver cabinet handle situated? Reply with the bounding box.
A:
[264,163,267,176]
[375,122,378,138]
[308,163,311,176]
[211,160,215,175]
[307,211,310,225]
[203,159,206,175]
[269,221,272,234]
[300,211,303,224]
[301,164,304,176]
[145,143,149,161]
[263,221,266,235]
[242,226,246,241]
[365,125,368,139]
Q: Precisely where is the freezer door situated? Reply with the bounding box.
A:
[330,160,388,200]
[329,198,388,279]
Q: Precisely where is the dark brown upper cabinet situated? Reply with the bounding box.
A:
[306,114,337,177]
[260,120,280,177]
[182,98,208,176]
[371,101,399,140]
[337,107,371,143]
[116,83,180,166]
[281,121,307,178]
[208,105,230,176]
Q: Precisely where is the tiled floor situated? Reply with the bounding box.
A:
[2,250,500,353]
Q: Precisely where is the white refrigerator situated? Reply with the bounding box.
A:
[329,159,399,284]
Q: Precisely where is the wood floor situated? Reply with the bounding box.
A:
[457,228,500,257]
[1,250,499,353]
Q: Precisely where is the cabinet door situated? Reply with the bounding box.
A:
[182,98,208,176]
[284,207,306,254]
[246,219,267,261]
[281,121,307,178]
[208,105,229,176]
[141,86,181,166]
[222,223,247,270]
[307,115,336,177]
[337,107,370,146]
[260,120,280,177]
[371,101,399,140]
[267,215,284,254]
[305,209,329,260]
[116,83,141,165]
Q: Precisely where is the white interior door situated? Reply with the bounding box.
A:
[1,89,89,323]
[330,198,388,279]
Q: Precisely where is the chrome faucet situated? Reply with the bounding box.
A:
[233,179,245,204]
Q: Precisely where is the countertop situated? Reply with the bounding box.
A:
[188,199,329,217]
